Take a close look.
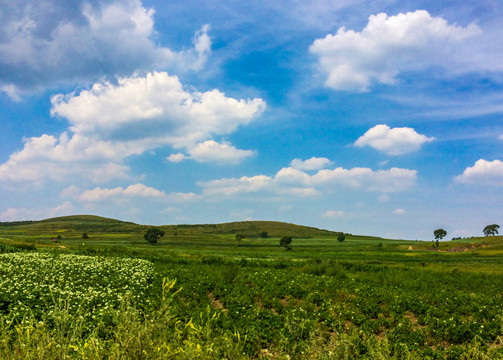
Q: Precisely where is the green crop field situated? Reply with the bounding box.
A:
[0,215,502,359]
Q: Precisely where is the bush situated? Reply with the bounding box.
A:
[280,236,292,247]
[144,227,165,244]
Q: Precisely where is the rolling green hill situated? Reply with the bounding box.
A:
[0,215,343,238]
[160,220,342,238]
[4,215,143,233]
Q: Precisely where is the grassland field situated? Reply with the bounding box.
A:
[0,215,502,359]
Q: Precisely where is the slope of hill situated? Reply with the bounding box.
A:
[160,220,341,238]
[0,215,341,238]
[1,215,142,233]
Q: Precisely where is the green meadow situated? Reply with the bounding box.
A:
[0,215,502,359]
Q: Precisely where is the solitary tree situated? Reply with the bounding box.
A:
[82,233,88,239]
[144,227,165,244]
[434,228,447,245]
[483,224,500,237]
[337,233,346,243]
[260,231,268,238]
[235,233,245,243]
[280,236,292,247]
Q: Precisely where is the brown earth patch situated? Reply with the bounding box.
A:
[207,292,227,314]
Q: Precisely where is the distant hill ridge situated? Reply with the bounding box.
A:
[1,215,341,238]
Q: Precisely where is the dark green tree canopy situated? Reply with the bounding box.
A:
[483,224,500,236]
[280,236,292,247]
[434,228,447,240]
[144,227,165,244]
[337,233,346,243]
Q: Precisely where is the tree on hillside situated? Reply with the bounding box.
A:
[483,224,500,237]
[260,231,268,238]
[144,227,165,244]
[433,229,447,247]
[337,233,346,243]
[280,236,292,247]
[235,233,245,243]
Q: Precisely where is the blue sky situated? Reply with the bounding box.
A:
[1,0,502,240]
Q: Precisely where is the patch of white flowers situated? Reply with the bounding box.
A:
[0,253,154,325]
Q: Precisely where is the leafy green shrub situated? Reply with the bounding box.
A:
[280,236,292,247]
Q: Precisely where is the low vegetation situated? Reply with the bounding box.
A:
[0,215,502,359]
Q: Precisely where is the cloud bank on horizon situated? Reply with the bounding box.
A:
[1,1,502,240]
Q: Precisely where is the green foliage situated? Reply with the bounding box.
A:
[260,231,268,238]
[280,236,292,247]
[434,228,447,240]
[1,217,503,358]
[82,232,88,239]
[235,233,245,242]
[483,224,500,236]
[144,227,165,244]
[337,232,346,242]
[0,253,154,328]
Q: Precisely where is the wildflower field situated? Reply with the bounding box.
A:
[0,216,502,359]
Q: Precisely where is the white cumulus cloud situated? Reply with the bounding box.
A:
[167,153,187,163]
[79,184,166,202]
[199,162,417,197]
[290,157,333,170]
[311,167,417,193]
[0,72,265,183]
[0,201,75,221]
[199,175,272,197]
[188,140,255,164]
[0,0,211,95]
[354,124,434,155]
[455,159,503,186]
[309,10,481,91]
[323,210,346,218]
[51,72,265,149]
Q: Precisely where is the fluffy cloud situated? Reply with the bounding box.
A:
[166,192,199,203]
[0,0,211,95]
[393,208,406,215]
[455,159,503,186]
[323,210,346,218]
[311,167,417,192]
[199,163,417,197]
[189,141,255,164]
[0,72,265,183]
[0,201,75,221]
[354,124,434,155]
[309,10,481,91]
[199,175,272,197]
[51,72,265,148]
[168,140,255,164]
[290,157,333,170]
[167,153,187,163]
[79,184,166,202]
[0,133,131,183]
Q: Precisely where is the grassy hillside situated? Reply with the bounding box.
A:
[1,217,503,358]
[5,215,143,233]
[160,220,342,238]
[0,215,343,239]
